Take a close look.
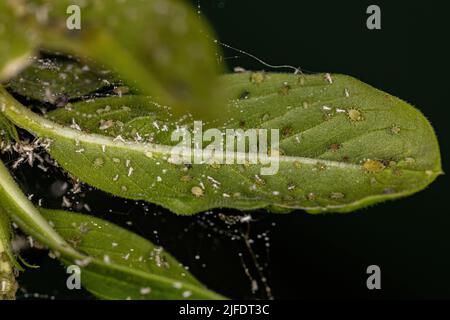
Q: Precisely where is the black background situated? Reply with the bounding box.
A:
[15,0,450,299]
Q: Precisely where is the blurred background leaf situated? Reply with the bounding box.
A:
[0,1,36,82]
[6,55,118,104]
[5,0,225,120]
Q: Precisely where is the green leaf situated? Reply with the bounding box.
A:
[0,207,18,300]
[0,73,442,215]
[8,0,224,120]
[0,160,223,299]
[40,208,223,299]
[6,55,117,104]
[0,113,19,143]
[0,1,36,82]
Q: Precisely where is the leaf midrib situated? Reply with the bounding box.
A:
[2,95,362,168]
[2,88,435,175]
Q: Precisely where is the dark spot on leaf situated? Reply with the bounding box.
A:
[67,236,82,247]
[315,163,327,171]
[329,143,341,152]
[238,90,250,100]
[55,94,70,107]
[281,126,293,137]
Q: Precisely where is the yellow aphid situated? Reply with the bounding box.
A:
[363,159,385,173]
[191,186,204,197]
[348,109,364,122]
[250,72,265,84]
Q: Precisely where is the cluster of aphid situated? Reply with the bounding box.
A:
[1,138,53,171]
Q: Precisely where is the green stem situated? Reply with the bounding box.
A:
[0,207,17,300]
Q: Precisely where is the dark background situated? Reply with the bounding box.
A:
[15,0,450,299]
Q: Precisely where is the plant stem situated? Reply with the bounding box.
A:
[0,207,17,300]
[0,159,81,258]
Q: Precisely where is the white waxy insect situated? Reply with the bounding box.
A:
[140,287,151,295]
[173,282,182,289]
[37,164,48,172]
[75,257,92,267]
[207,176,221,185]
[70,118,82,131]
[62,196,72,208]
[135,132,143,142]
[344,88,350,97]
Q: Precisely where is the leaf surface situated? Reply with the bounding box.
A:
[0,73,442,214]
[0,113,19,143]
[40,208,223,300]
[7,55,117,103]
